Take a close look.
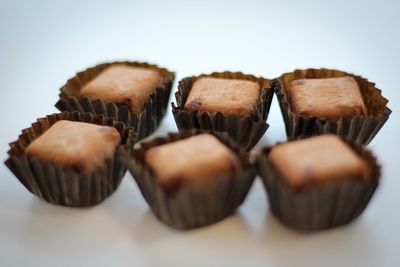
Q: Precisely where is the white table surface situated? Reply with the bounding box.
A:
[1,0,399,266]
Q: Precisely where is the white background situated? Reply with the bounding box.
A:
[0,0,399,266]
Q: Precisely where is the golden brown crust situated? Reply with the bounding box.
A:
[25,120,121,174]
[145,134,241,188]
[184,77,261,117]
[268,135,369,188]
[288,76,367,120]
[80,65,164,113]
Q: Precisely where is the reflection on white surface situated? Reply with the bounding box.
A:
[0,0,399,266]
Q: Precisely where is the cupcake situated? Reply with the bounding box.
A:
[274,68,391,145]
[256,135,380,231]
[122,131,256,229]
[56,61,175,141]
[172,72,273,150]
[4,111,133,207]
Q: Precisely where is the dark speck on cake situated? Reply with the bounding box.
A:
[186,98,202,109]
[293,80,305,86]
[115,98,133,111]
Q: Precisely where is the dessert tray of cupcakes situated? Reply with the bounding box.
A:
[5,62,391,232]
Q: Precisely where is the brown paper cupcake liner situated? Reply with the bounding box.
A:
[273,68,391,145]
[256,141,380,231]
[55,61,175,141]
[4,111,134,207]
[121,130,257,229]
[171,72,273,150]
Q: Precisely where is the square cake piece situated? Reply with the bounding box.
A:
[145,134,241,189]
[184,77,261,117]
[268,135,368,188]
[26,120,121,174]
[288,76,367,120]
[80,65,164,113]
